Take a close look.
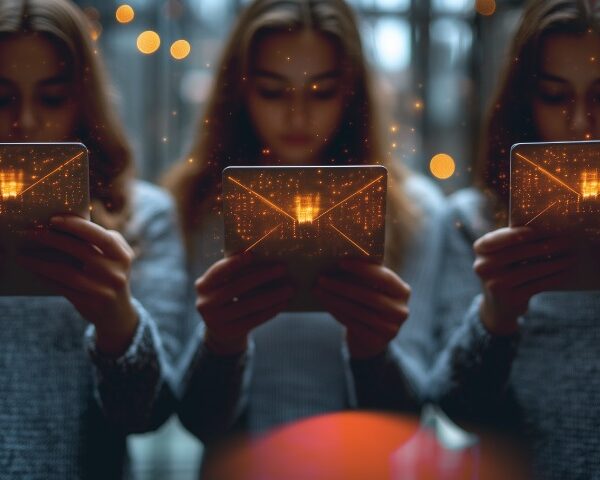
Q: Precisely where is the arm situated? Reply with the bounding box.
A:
[86,186,189,432]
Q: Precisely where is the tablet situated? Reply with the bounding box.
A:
[222,165,387,311]
[0,142,90,295]
[510,141,600,237]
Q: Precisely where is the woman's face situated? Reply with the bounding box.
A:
[0,34,78,142]
[532,32,600,142]
[246,30,346,164]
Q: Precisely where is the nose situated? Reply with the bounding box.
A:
[285,89,309,129]
[12,100,38,140]
[569,99,593,140]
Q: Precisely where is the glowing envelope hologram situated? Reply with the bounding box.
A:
[222,165,387,311]
[0,142,90,295]
[510,141,600,237]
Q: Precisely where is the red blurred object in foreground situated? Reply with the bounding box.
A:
[204,412,530,480]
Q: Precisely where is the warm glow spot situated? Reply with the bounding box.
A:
[430,153,456,180]
[581,170,600,199]
[414,101,423,110]
[390,125,398,133]
[137,31,161,55]
[90,22,102,41]
[115,4,135,24]
[476,0,496,16]
[0,170,25,199]
[295,194,320,224]
[170,39,191,60]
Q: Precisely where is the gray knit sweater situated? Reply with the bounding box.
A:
[427,188,600,480]
[0,181,188,479]
[177,174,446,441]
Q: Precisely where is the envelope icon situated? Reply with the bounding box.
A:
[222,165,388,310]
[510,141,600,236]
[0,142,90,295]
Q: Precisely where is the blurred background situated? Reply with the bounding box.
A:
[72,0,526,478]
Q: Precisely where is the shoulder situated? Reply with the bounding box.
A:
[402,172,445,217]
[443,187,493,241]
[126,180,179,240]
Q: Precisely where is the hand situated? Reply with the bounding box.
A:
[314,259,411,359]
[473,227,577,336]
[195,253,294,355]
[17,215,138,356]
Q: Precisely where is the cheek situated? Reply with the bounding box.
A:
[311,100,345,138]
[532,101,566,141]
[246,96,284,140]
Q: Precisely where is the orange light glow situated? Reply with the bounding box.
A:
[137,31,160,55]
[476,0,496,16]
[0,170,25,200]
[429,153,456,180]
[170,39,191,60]
[295,194,320,224]
[582,170,600,199]
[115,4,135,24]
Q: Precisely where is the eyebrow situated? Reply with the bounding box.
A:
[539,73,568,83]
[252,69,341,82]
[38,76,71,87]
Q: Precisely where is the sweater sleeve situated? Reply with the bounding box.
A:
[349,175,446,411]
[85,183,189,433]
[425,191,520,421]
[176,323,254,443]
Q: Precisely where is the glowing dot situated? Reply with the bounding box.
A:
[188,158,194,163]
[115,4,135,24]
[391,143,397,149]
[170,39,191,60]
[137,31,160,55]
[476,0,496,16]
[312,84,318,90]
[90,22,102,41]
[430,153,456,180]
[390,125,398,133]
[414,101,423,110]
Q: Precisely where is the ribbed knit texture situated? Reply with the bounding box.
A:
[428,188,600,480]
[0,181,188,479]
[179,174,446,438]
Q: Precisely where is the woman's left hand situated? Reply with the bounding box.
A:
[18,214,138,356]
[314,259,411,359]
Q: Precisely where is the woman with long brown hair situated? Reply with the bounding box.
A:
[427,0,600,477]
[0,0,187,477]
[165,0,445,442]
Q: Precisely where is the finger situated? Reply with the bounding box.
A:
[16,255,111,297]
[196,263,287,303]
[26,229,102,262]
[516,268,572,297]
[49,215,131,261]
[200,284,294,323]
[474,227,551,254]
[337,260,411,299]
[474,236,575,277]
[212,301,289,338]
[195,253,257,290]
[317,275,409,322]
[485,255,576,292]
[314,288,402,338]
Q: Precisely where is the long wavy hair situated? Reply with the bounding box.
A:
[476,0,600,220]
[163,0,416,267]
[0,0,134,229]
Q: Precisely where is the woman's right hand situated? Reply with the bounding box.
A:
[195,253,294,355]
[473,227,576,336]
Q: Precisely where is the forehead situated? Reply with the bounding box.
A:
[251,30,340,79]
[0,33,70,83]
[538,32,600,81]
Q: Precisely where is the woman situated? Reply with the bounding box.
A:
[0,0,187,478]
[165,0,445,443]
[427,0,600,478]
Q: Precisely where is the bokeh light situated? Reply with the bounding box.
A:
[170,39,191,60]
[115,4,135,24]
[137,31,161,55]
[430,153,456,180]
[475,0,496,16]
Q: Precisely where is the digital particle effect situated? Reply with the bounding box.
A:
[511,143,600,234]
[223,167,387,259]
[0,145,87,231]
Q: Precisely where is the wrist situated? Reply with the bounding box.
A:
[204,328,248,356]
[480,297,520,336]
[94,302,139,357]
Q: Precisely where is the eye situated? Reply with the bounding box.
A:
[256,87,285,100]
[311,88,340,100]
[0,94,16,108]
[39,94,70,108]
[537,91,569,105]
